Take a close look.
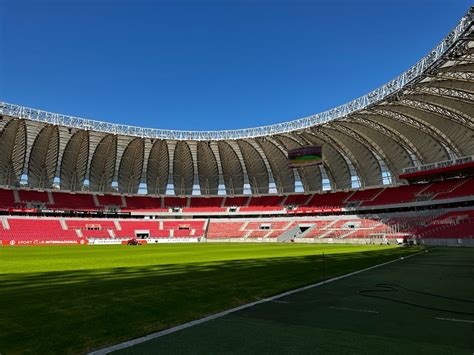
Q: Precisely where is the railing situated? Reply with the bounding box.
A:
[401,155,474,175]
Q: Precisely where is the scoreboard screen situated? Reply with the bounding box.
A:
[288,146,322,168]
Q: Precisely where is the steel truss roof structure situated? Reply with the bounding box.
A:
[1,7,473,196]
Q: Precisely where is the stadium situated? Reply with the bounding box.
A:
[1,4,473,355]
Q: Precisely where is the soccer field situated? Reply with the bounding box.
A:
[0,243,420,354]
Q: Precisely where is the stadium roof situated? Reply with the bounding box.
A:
[1,7,473,195]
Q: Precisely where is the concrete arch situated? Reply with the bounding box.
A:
[323,124,383,186]
[60,130,89,191]
[334,121,401,181]
[89,134,117,192]
[0,119,27,186]
[237,140,269,194]
[28,125,59,189]
[341,120,413,176]
[173,141,194,195]
[147,140,169,195]
[197,141,219,195]
[348,113,424,164]
[217,141,244,195]
[118,138,144,194]
[256,138,294,193]
[372,108,453,162]
[388,104,473,157]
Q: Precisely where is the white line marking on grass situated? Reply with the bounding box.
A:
[330,306,378,314]
[271,300,290,304]
[435,317,474,324]
[88,250,425,355]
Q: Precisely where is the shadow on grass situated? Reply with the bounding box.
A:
[1,247,416,293]
[0,247,418,354]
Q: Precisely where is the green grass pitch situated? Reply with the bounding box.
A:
[0,243,422,354]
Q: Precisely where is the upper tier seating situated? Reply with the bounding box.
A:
[306,191,351,208]
[0,189,17,209]
[224,196,250,207]
[183,197,226,212]
[433,178,474,200]
[182,207,226,213]
[346,188,383,202]
[189,197,224,207]
[362,184,428,206]
[0,177,472,214]
[163,197,188,208]
[18,190,49,204]
[284,194,311,206]
[239,206,284,212]
[97,195,123,207]
[419,179,466,196]
[52,192,96,210]
[247,196,284,206]
[123,196,167,212]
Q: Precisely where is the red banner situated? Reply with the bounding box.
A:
[1,239,88,246]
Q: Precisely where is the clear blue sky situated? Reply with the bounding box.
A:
[0,0,471,131]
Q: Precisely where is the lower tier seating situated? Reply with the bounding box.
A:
[1,209,473,243]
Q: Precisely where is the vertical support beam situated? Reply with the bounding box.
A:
[167,141,176,195]
[187,141,201,195]
[209,142,226,194]
[227,141,250,194]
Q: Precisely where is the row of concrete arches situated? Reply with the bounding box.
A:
[0,119,314,194]
[0,91,472,196]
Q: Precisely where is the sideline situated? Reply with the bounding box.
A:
[89,249,426,355]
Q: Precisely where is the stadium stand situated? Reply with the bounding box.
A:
[433,177,474,200]
[346,188,384,203]
[1,207,473,245]
[306,191,351,208]
[0,218,77,240]
[97,194,123,207]
[284,194,312,206]
[0,176,473,214]
[207,221,247,239]
[361,184,429,206]
[247,196,285,206]
[224,196,250,207]
[122,196,168,212]
[189,197,224,207]
[52,192,97,210]
[18,190,49,204]
[163,197,188,208]
[0,189,17,209]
